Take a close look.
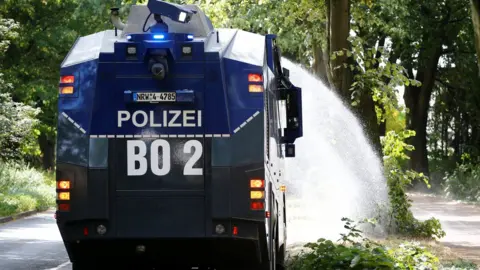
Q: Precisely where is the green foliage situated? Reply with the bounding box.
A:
[442,259,478,269]
[287,217,440,270]
[0,17,19,54]
[0,161,56,217]
[381,130,446,239]
[0,194,37,217]
[0,17,42,161]
[171,0,325,65]
[443,155,480,202]
[0,93,41,161]
[385,107,406,133]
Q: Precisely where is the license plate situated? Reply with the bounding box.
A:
[133,92,176,102]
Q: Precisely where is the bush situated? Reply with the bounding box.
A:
[380,130,446,240]
[0,194,37,216]
[0,161,55,217]
[0,92,41,161]
[441,259,478,270]
[286,218,440,270]
[443,156,480,202]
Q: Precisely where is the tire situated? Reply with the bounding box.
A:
[71,262,89,270]
[72,261,110,270]
[276,246,286,270]
[272,238,276,270]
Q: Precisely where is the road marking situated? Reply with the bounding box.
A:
[45,261,70,270]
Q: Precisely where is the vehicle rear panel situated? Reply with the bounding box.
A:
[55,23,270,265]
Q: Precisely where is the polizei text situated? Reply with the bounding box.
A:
[118,110,202,128]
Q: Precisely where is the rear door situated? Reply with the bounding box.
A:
[109,73,206,238]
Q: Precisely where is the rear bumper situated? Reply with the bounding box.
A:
[57,217,268,266]
[64,237,264,267]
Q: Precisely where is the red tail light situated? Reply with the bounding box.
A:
[248,73,263,82]
[60,75,74,84]
[251,201,264,210]
[232,226,238,235]
[58,203,70,211]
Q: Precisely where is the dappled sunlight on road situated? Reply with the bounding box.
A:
[0,212,61,241]
[0,210,70,270]
[409,192,480,264]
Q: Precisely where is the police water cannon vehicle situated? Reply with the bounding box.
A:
[55,0,303,269]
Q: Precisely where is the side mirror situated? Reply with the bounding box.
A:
[282,86,303,145]
[263,35,303,158]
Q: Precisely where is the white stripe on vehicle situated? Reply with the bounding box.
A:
[89,134,231,138]
[61,112,86,134]
[233,110,260,133]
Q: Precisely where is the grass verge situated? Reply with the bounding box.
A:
[0,161,55,217]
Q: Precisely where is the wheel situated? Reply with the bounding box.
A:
[71,262,90,270]
[276,246,286,270]
[271,238,277,270]
[72,261,113,270]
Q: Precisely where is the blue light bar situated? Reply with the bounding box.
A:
[153,34,165,40]
[187,34,194,40]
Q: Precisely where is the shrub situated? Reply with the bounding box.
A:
[381,130,446,240]
[441,259,478,269]
[286,217,440,270]
[443,156,480,202]
[0,161,55,216]
[0,194,37,216]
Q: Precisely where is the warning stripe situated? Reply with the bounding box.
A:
[234,111,260,133]
[87,110,261,138]
[90,134,231,139]
[62,112,86,134]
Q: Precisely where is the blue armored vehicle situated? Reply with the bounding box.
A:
[55,1,303,269]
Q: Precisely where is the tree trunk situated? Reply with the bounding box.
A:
[328,0,352,100]
[357,90,382,154]
[378,105,387,137]
[404,46,443,176]
[471,0,480,76]
[324,0,381,154]
[312,43,329,84]
[39,133,55,170]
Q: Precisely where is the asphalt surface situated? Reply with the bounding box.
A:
[1,193,480,269]
[408,192,480,264]
[0,210,71,270]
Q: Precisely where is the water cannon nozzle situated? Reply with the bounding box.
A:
[110,7,125,31]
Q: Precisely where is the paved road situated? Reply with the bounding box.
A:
[1,194,480,269]
[409,192,480,264]
[0,210,71,270]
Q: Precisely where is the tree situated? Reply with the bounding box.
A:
[471,0,480,75]
[380,0,471,175]
[0,0,133,169]
[0,17,40,161]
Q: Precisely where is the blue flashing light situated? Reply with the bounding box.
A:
[126,35,132,40]
[187,34,194,40]
[153,34,165,40]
